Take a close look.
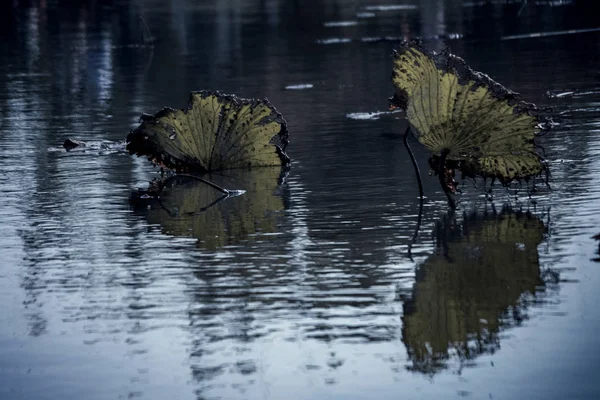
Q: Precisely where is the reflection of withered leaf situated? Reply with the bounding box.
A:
[138,168,286,250]
[402,210,546,374]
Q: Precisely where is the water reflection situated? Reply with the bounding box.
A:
[1,0,600,399]
[132,168,288,249]
[593,234,600,262]
[402,207,550,374]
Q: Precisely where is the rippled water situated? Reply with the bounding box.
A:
[1,1,599,399]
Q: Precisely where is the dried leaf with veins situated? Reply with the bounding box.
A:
[391,39,551,186]
[127,91,289,173]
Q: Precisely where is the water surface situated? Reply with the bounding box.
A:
[1,1,600,399]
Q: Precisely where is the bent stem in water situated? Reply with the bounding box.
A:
[404,126,425,260]
[155,173,244,215]
[403,127,424,201]
[438,149,456,209]
[158,192,230,218]
[162,173,232,195]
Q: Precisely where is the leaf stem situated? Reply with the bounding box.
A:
[403,127,424,201]
[438,149,456,209]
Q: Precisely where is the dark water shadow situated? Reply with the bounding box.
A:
[402,206,554,374]
[131,168,288,250]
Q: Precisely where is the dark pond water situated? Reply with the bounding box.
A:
[1,1,600,399]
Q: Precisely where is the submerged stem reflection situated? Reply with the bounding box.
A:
[131,168,288,250]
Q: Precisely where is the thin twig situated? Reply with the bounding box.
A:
[403,127,424,201]
[518,0,528,16]
[139,16,154,47]
[159,173,231,195]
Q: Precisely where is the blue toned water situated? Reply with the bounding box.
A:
[1,1,599,399]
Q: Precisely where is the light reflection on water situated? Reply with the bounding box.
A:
[1,1,600,399]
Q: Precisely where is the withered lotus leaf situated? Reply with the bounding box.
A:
[391,40,551,185]
[127,91,289,173]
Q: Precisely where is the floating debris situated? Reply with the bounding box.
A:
[444,33,464,40]
[63,138,87,151]
[464,0,573,6]
[545,90,576,99]
[346,110,401,120]
[364,4,418,11]
[356,12,376,18]
[573,88,600,98]
[362,33,462,43]
[501,27,600,40]
[284,84,314,90]
[537,0,574,4]
[59,139,127,153]
[316,38,352,45]
[323,21,359,27]
[361,36,403,43]
[6,72,52,78]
